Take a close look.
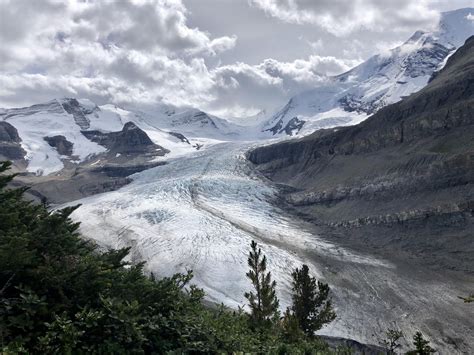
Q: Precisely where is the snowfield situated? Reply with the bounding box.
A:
[5,109,106,175]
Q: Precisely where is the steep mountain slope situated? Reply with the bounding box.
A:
[264,8,474,136]
[249,35,474,271]
[82,121,168,157]
[247,36,474,352]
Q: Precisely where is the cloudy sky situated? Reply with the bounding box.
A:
[0,0,472,118]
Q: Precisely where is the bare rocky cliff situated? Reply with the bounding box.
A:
[0,122,26,161]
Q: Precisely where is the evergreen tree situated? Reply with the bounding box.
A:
[244,240,279,326]
[290,264,336,337]
[280,308,303,343]
[380,328,403,354]
[406,331,436,354]
[458,294,474,303]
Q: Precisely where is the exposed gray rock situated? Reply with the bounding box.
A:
[44,135,74,156]
[82,121,169,156]
[0,121,21,143]
[60,98,97,130]
[266,116,305,136]
[0,121,26,160]
[169,131,190,144]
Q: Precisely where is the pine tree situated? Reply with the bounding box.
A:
[290,264,336,337]
[380,328,403,354]
[244,240,279,327]
[406,331,436,354]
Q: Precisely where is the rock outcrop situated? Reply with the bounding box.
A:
[0,122,26,160]
[60,98,97,130]
[82,122,169,156]
[44,135,74,156]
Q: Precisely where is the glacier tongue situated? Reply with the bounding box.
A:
[66,140,470,348]
[69,141,391,309]
[61,138,473,349]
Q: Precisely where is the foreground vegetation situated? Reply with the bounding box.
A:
[0,161,441,353]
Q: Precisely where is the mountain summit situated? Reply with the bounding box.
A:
[263,8,474,136]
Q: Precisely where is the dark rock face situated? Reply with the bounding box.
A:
[338,94,382,114]
[169,131,190,144]
[248,36,474,272]
[61,98,98,130]
[0,121,21,143]
[266,116,305,136]
[0,122,26,160]
[44,135,74,156]
[82,122,169,156]
[283,117,305,135]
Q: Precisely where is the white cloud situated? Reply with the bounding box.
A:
[0,0,231,109]
[249,0,441,36]
[0,0,470,119]
[205,54,359,117]
[0,0,358,118]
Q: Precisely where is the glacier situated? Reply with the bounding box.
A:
[70,142,392,308]
[67,140,473,348]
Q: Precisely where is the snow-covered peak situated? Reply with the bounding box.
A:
[0,96,262,175]
[264,8,474,136]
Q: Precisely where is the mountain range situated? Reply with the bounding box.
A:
[1,9,472,181]
[0,8,473,353]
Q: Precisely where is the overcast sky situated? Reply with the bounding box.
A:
[0,0,473,118]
